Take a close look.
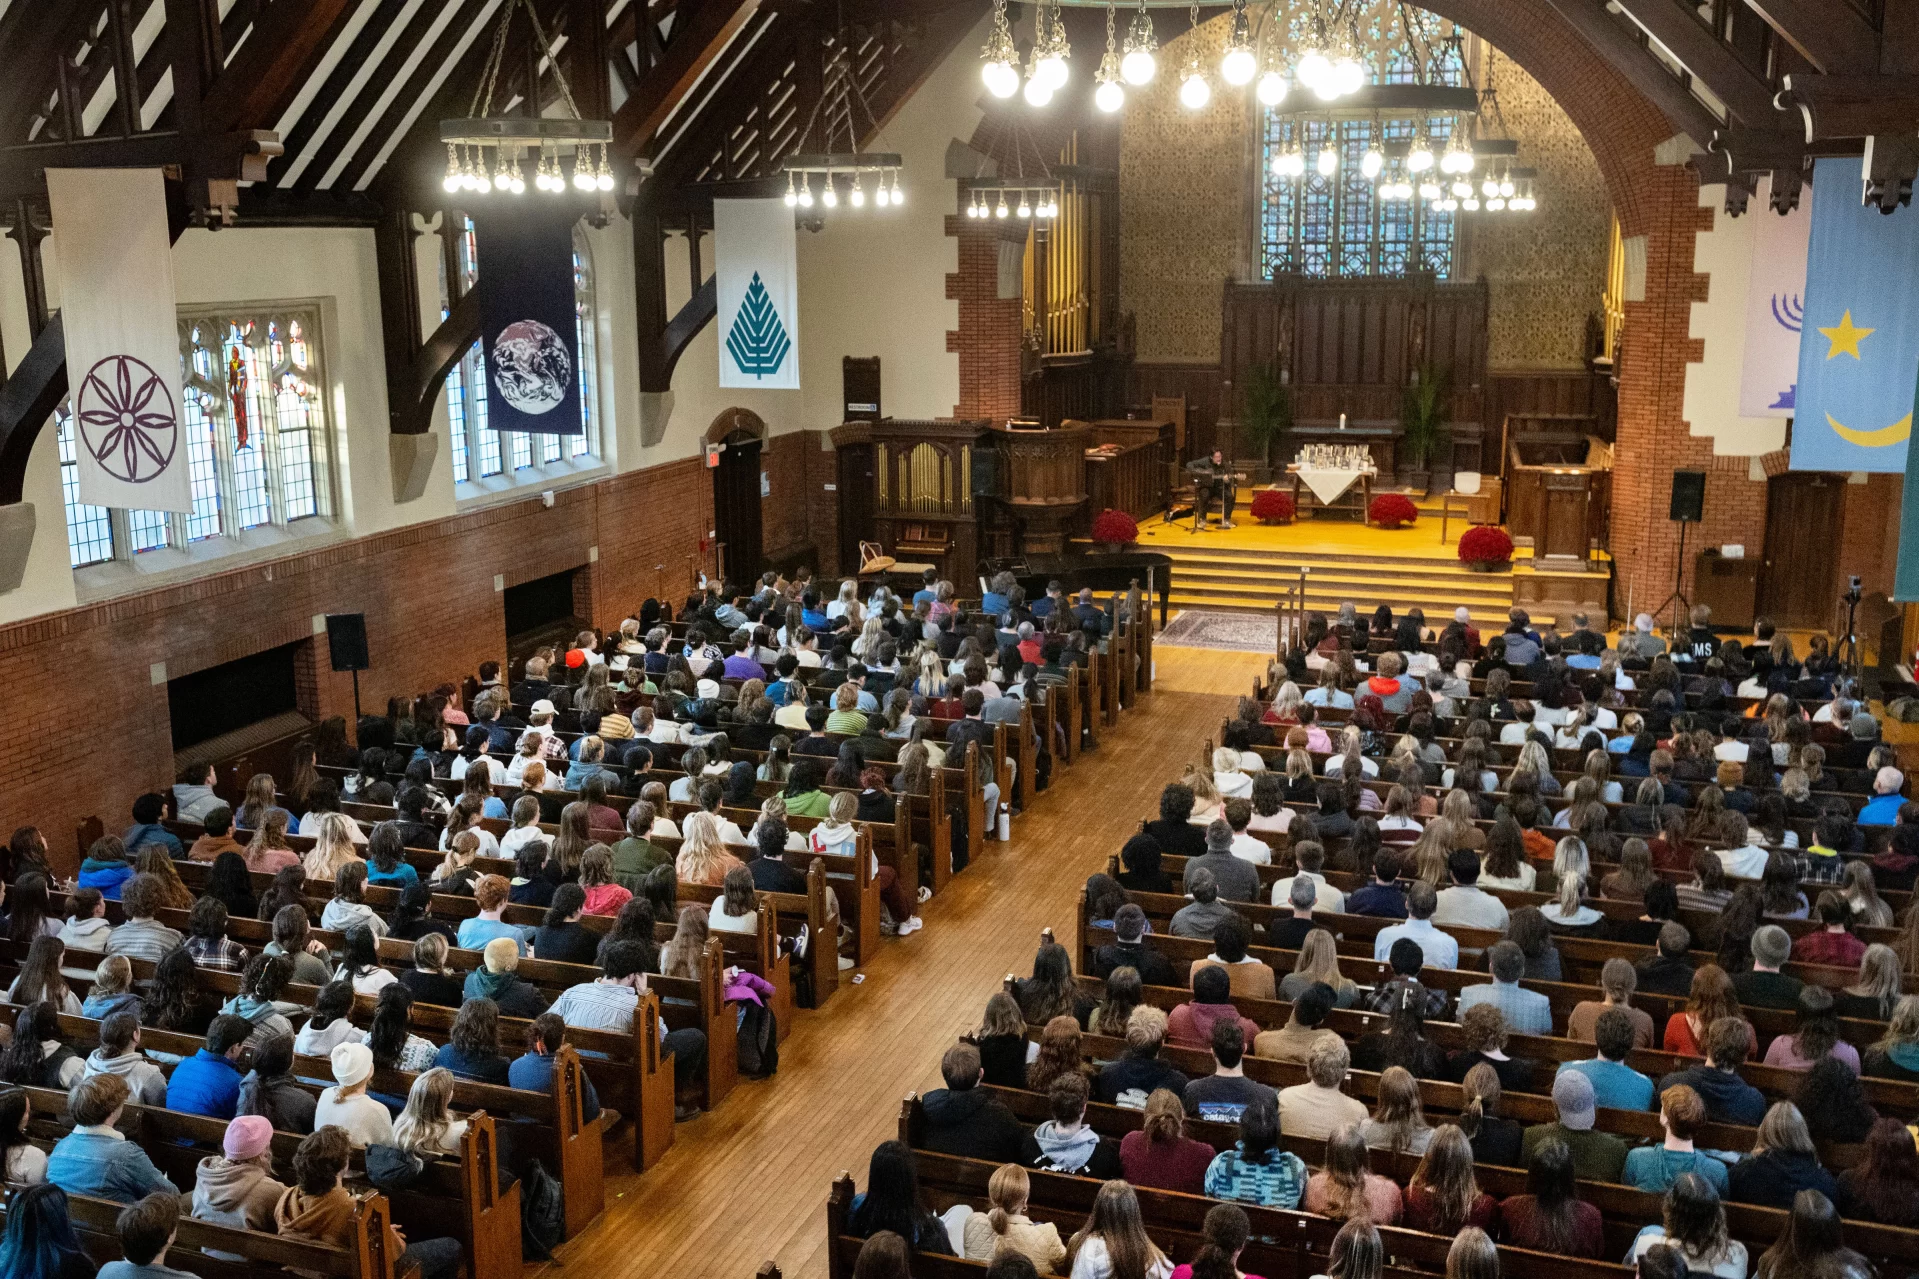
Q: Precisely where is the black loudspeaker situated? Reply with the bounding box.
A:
[326,613,369,672]
[1669,470,1706,523]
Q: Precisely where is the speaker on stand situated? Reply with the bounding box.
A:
[1654,471,1705,636]
[326,613,370,725]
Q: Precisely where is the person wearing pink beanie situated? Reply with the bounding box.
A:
[190,1113,288,1239]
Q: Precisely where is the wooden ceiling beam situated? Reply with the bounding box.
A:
[1779,72,1919,140]
[260,0,412,187]
[286,0,456,194]
[1540,0,1730,149]
[611,0,762,161]
[1611,0,1783,125]
[200,0,359,133]
[1741,0,1878,74]
[330,0,502,196]
[0,4,101,144]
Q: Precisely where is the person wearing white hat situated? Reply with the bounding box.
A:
[312,1042,391,1149]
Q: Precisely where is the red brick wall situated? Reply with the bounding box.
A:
[760,430,841,578]
[1841,473,1905,599]
[945,215,1024,422]
[0,456,706,866]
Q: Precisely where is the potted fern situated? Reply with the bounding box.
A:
[1399,364,1452,493]
[1240,362,1292,480]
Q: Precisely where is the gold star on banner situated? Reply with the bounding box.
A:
[1820,309,1874,360]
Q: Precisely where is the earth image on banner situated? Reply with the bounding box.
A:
[492,319,571,414]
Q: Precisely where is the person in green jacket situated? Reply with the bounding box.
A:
[610,802,670,891]
[783,760,833,819]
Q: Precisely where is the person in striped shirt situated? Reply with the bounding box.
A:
[549,940,708,1117]
[103,876,183,967]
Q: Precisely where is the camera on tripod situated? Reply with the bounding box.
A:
[1846,575,1864,603]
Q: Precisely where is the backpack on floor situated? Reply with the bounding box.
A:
[737,1002,779,1078]
[520,1158,565,1261]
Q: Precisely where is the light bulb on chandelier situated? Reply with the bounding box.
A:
[980,0,1020,97]
[1315,148,1338,176]
[1256,67,1288,106]
[798,178,814,208]
[1121,0,1158,86]
[850,179,865,208]
[1361,143,1384,180]
[1023,71,1054,107]
[443,147,461,194]
[1418,179,1441,200]
[995,194,1009,218]
[1333,57,1365,97]
[1463,196,1480,211]
[1179,67,1211,109]
[1017,193,1032,218]
[1296,48,1331,93]
[1038,52,1069,90]
[1407,144,1434,173]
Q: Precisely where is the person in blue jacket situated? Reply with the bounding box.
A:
[47,1074,179,1203]
[120,794,184,860]
[508,1013,602,1123]
[77,836,136,901]
[162,1015,249,1119]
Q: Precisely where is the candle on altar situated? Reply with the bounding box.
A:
[1338,412,1347,430]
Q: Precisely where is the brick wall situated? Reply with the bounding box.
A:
[1,456,706,866]
[760,430,841,578]
[1841,473,1904,598]
[945,215,1025,422]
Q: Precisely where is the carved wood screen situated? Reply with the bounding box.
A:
[1219,276,1487,430]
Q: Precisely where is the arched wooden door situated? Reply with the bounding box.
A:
[711,428,763,587]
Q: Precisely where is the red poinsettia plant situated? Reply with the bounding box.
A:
[1368,493,1418,528]
[1249,489,1296,524]
[1091,509,1139,546]
[1457,524,1515,565]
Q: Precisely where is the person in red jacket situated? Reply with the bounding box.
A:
[1791,893,1867,968]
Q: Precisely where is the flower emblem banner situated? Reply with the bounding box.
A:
[46,167,192,512]
[470,203,583,436]
[714,198,800,390]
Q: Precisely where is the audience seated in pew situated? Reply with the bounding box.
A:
[47,1074,178,1202]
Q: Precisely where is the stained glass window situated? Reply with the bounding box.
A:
[1258,3,1466,280]
[58,307,333,568]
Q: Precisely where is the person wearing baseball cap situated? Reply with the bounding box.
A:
[191,1114,287,1237]
[312,1041,391,1148]
[1519,1069,1627,1183]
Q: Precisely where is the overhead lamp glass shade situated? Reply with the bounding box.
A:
[1481,177,1498,196]
[1017,195,1032,217]
[1120,48,1156,84]
[1023,75,1054,106]
[1500,178,1516,198]
[1487,197,1506,210]
[1451,180,1470,198]
[850,184,865,207]
[1315,148,1338,176]
[1095,78,1125,112]
[1179,70,1211,109]
[798,184,814,208]
[822,185,838,208]
[1256,70,1287,105]
[1418,179,1441,200]
[1274,147,1305,178]
[1222,46,1257,86]
[1038,53,1069,90]
[995,196,1009,217]
[1296,50,1331,90]
[983,60,1019,97]
[1407,146,1434,173]
[1463,196,1480,210]
[1335,58,1365,96]
[891,181,903,206]
[1361,148,1384,179]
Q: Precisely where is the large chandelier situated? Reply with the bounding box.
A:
[780,40,904,213]
[439,0,614,195]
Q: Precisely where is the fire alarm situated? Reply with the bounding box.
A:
[704,442,723,468]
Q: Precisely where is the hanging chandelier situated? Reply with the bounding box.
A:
[780,39,904,213]
[962,117,1071,222]
[439,0,615,195]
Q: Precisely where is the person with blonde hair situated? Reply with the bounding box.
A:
[1280,929,1358,1007]
[1067,1179,1171,1279]
[1362,1066,1433,1156]
[1861,993,1919,1082]
[1325,1218,1384,1279]
[962,1163,1067,1269]
[1839,862,1894,929]
[1405,1124,1498,1233]
[391,1067,466,1158]
[1445,1228,1500,1279]
[1117,1088,1214,1196]
[1837,944,1901,1022]
[300,812,363,883]
[1727,1104,1838,1209]
[1212,747,1253,800]
[1303,1121,1403,1222]
[242,810,299,874]
[676,810,745,888]
[1279,1037,1368,1140]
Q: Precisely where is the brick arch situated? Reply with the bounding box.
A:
[706,407,767,446]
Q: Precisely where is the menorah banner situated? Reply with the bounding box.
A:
[714,197,800,390]
[1738,175,1810,419]
[46,167,193,512]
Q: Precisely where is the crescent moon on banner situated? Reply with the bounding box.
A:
[1826,413,1913,447]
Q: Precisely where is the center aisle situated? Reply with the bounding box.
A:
[548,646,1267,1278]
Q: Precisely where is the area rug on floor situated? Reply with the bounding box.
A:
[1156,610,1278,653]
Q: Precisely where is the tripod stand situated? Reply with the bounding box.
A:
[1650,519,1694,639]
[1836,585,1864,680]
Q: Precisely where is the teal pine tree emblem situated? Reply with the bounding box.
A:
[726,271,792,378]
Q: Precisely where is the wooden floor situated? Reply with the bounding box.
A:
[543,646,1269,1279]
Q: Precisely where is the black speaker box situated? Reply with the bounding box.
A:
[1669,470,1706,523]
[326,613,369,672]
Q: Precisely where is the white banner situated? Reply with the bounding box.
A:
[1738,176,1811,418]
[714,197,800,390]
[47,168,191,512]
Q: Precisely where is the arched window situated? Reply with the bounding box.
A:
[1260,4,1466,279]
[443,217,602,487]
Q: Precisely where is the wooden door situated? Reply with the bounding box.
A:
[837,442,875,574]
[712,434,763,586]
[1759,473,1843,627]
[1541,472,1592,559]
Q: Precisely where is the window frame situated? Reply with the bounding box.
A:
[58,300,341,577]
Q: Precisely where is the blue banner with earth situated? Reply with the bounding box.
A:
[472,203,583,436]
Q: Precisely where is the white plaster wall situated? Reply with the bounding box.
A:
[0,16,985,625]
[1684,183,1789,458]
